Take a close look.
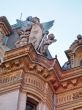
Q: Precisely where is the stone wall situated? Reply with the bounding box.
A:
[0,90,19,110]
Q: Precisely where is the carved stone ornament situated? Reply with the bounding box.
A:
[73,90,82,100]
[38,33,56,55]
[14,16,56,56]
[15,30,30,48]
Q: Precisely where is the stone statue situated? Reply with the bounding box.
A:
[42,20,54,33]
[14,16,55,54]
[29,17,55,50]
[29,17,43,49]
[38,33,56,55]
[15,29,30,48]
[0,16,56,60]
[12,16,33,31]
[14,16,43,49]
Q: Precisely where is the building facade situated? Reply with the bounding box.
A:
[0,16,82,110]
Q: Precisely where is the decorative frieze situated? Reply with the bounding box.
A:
[57,89,82,106]
[57,93,72,105]
[0,70,23,88]
[23,73,54,110]
[73,90,82,100]
[24,74,45,92]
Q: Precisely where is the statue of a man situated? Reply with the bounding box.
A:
[39,33,56,55]
[29,17,43,50]
[14,16,55,52]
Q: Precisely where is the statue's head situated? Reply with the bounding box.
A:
[48,34,55,40]
[77,34,82,40]
[32,17,40,23]
[26,16,32,21]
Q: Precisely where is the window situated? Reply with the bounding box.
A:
[26,97,38,110]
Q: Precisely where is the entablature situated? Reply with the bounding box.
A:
[0,44,57,95]
[1,41,82,95]
[55,66,82,93]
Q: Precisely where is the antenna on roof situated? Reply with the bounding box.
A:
[20,13,22,20]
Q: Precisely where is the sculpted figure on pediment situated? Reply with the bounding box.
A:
[29,17,56,52]
[29,17,43,49]
[14,16,56,55]
[38,33,56,55]
[15,16,42,49]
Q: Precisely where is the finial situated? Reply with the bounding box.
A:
[55,55,57,58]
[20,13,22,20]
[77,34,82,40]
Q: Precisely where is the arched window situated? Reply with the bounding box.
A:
[80,60,82,66]
[26,97,38,110]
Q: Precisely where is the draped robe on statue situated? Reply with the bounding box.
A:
[29,22,43,50]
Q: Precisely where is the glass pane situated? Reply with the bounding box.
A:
[26,104,33,110]
[26,97,37,110]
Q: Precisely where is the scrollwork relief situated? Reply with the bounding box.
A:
[73,90,82,100]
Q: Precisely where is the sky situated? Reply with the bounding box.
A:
[0,0,82,66]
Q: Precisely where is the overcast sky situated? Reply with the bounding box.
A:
[0,0,82,66]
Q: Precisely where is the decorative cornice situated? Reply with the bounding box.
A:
[1,43,82,93]
[56,88,82,109]
[0,44,56,93]
[0,69,23,94]
[4,44,56,70]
